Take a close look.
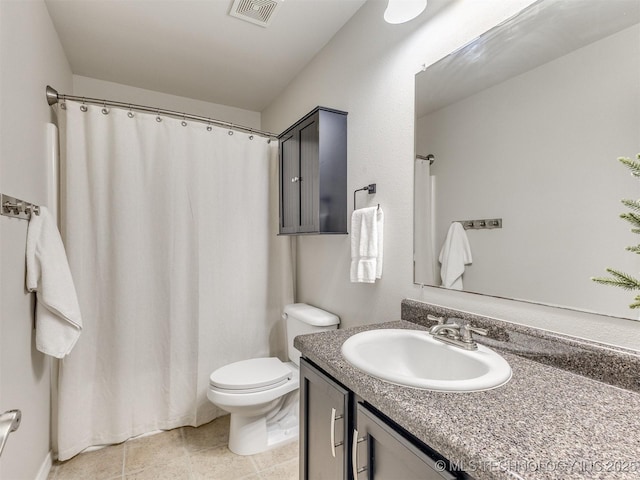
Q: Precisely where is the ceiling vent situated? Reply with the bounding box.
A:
[229,0,282,28]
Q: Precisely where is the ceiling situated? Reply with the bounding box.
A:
[416,0,640,118]
[45,0,367,112]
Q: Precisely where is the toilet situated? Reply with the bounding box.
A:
[207,303,340,455]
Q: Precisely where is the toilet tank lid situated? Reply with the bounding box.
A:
[283,303,340,326]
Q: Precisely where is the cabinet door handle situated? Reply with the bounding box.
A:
[351,429,367,478]
[291,176,302,183]
[330,407,344,457]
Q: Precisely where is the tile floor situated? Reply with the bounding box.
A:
[47,415,299,480]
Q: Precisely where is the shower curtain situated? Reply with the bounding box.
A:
[414,158,437,285]
[55,101,293,460]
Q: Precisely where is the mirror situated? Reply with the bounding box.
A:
[414,0,640,320]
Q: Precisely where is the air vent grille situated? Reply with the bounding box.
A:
[229,0,282,27]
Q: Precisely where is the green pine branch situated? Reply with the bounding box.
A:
[591,268,640,291]
[593,153,640,310]
[620,212,640,229]
[630,295,640,309]
[619,154,640,177]
[621,198,640,213]
[625,244,640,254]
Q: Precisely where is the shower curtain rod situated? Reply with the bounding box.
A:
[45,85,278,141]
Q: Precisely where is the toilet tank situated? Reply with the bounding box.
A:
[284,303,340,366]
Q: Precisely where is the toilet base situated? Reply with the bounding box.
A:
[228,395,299,456]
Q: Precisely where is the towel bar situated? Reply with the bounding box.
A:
[1,193,40,220]
[455,218,502,230]
[353,184,378,211]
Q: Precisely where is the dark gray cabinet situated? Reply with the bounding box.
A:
[278,107,347,235]
[354,403,456,480]
[300,358,351,479]
[300,358,465,480]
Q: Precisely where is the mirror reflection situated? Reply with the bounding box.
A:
[414,0,640,319]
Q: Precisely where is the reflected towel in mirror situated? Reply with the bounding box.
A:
[439,222,472,290]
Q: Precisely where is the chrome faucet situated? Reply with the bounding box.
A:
[429,322,461,338]
[427,315,488,350]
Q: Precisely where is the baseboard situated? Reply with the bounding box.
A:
[35,451,53,480]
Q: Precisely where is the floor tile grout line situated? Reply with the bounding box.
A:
[248,455,261,475]
[121,436,127,479]
[180,427,196,480]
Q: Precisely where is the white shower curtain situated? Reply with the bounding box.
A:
[414,158,437,285]
[55,101,293,460]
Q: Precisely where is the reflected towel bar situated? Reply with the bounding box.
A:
[455,218,502,230]
[1,193,40,220]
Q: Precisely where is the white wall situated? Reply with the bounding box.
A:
[0,1,73,478]
[72,76,261,130]
[417,24,640,320]
[262,0,640,350]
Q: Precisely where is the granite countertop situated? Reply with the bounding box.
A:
[295,320,640,480]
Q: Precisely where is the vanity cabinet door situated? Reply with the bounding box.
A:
[353,403,456,480]
[300,358,351,480]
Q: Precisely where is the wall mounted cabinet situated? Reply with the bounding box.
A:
[278,107,347,235]
[300,358,463,480]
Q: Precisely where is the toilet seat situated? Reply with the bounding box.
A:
[209,357,292,394]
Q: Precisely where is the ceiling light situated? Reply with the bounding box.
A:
[384,0,427,24]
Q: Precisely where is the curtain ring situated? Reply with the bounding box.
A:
[181,114,187,127]
[80,98,87,112]
[249,134,254,140]
[228,130,233,136]
[156,109,162,122]
[101,100,109,115]
[127,105,134,118]
[206,121,212,132]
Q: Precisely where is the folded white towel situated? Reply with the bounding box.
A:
[438,222,472,290]
[350,206,384,283]
[26,206,82,358]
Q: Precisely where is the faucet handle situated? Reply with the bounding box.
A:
[461,324,488,344]
[427,314,444,325]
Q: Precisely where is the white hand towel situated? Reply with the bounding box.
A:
[350,206,384,283]
[26,206,83,358]
[375,208,384,279]
[438,222,472,290]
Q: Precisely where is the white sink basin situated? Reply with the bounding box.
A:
[341,329,511,392]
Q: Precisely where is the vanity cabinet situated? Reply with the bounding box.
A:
[278,107,347,235]
[300,358,464,480]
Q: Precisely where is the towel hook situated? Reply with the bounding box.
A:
[1,193,40,220]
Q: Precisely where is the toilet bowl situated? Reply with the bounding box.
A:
[207,303,339,455]
[207,357,300,455]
